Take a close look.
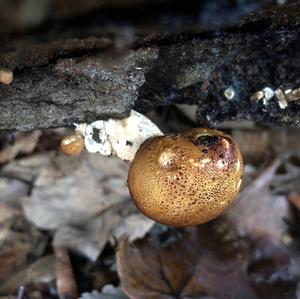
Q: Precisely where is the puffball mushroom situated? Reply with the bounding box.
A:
[60,111,243,226]
[0,69,13,85]
[127,128,243,227]
[60,132,84,156]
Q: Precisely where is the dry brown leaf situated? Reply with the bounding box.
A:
[0,153,53,182]
[53,202,153,261]
[117,221,299,299]
[23,153,129,230]
[0,255,55,295]
[248,249,299,299]
[0,237,30,284]
[117,226,257,299]
[225,159,290,245]
[0,217,47,286]
[232,128,300,164]
[0,177,29,207]
[0,203,21,224]
[21,152,153,260]
[269,160,300,195]
[0,131,41,164]
[22,153,129,260]
[288,193,300,210]
[53,206,125,261]
[113,213,154,242]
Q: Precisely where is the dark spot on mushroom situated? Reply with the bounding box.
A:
[194,135,220,147]
[126,140,133,146]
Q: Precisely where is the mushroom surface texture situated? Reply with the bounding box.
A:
[127,128,243,227]
[60,132,84,156]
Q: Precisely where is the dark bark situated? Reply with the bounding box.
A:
[0,2,300,130]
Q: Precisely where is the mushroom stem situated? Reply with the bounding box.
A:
[75,110,163,162]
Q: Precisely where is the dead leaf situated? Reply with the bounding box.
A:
[270,160,300,195]
[0,217,47,287]
[0,296,17,299]
[232,128,300,164]
[23,153,129,230]
[1,153,53,182]
[0,177,29,207]
[21,152,153,260]
[80,285,128,299]
[288,193,300,210]
[0,131,41,164]
[117,220,300,299]
[287,192,300,244]
[225,159,290,245]
[248,249,299,299]
[0,255,55,295]
[117,226,257,299]
[0,203,21,224]
[53,206,125,261]
[113,213,154,242]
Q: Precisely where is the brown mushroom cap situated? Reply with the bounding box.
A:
[127,128,243,227]
[60,133,84,156]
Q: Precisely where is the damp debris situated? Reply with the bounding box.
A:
[250,87,274,105]
[250,91,264,102]
[224,87,235,100]
[285,88,300,101]
[251,86,300,109]
[262,87,275,105]
[275,89,288,109]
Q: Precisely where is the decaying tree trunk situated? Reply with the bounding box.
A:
[0,1,299,131]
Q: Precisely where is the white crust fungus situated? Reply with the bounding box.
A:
[75,110,163,162]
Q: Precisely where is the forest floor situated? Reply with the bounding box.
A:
[0,107,299,299]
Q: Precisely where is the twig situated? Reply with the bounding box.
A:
[54,245,78,299]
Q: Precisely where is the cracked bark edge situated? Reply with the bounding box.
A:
[0,47,159,130]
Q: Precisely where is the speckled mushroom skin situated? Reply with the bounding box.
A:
[127,128,243,227]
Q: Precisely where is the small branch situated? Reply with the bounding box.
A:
[54,245,78,299]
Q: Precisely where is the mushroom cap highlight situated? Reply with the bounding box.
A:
[127,128,243,227]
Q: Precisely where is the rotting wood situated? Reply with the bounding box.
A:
[0,2,299,131]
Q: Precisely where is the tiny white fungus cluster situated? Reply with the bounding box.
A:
[250,87,274,105]
[251,86,300,109]
[224,87,235,100]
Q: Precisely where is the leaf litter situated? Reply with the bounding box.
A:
[0,125,300,299]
